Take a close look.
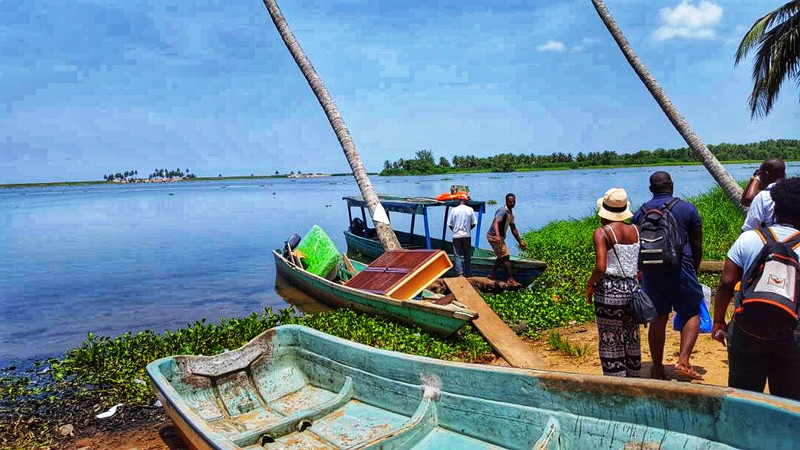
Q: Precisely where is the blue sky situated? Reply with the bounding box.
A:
[1,0,798,183]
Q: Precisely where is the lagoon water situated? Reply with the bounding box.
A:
[3,163,799,364]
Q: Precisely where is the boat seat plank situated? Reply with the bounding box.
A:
[349,395,438,450]
[443,277,546,369]
[309,400,409,448]
[230,377,355,447]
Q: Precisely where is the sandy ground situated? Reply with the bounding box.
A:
[66,315,730,450]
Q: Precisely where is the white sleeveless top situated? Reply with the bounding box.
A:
[604,225,639,278]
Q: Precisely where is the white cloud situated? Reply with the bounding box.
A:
[536,40,566,53]
[653,1,723,41]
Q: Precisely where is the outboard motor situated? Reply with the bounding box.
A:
[283,233,301,257]
[350,217,366,237]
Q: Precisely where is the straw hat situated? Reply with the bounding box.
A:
[596,188,632,221]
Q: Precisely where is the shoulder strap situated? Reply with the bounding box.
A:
[753,227,769,245]
[779,230,800,248]
[604,225,619,244]
[663,197,680,212]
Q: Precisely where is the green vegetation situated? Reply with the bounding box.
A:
[0,185,744,448]
[380,139,800,175]
[547,331,591,358]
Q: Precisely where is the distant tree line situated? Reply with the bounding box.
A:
[102,167,196,181]
[380,139,800,175]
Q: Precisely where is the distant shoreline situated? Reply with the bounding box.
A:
[2,160,792,188]
[0,173,355,189]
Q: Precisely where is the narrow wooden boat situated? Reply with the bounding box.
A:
[272,249,476,336]
[343,195,546,287]
[148,324,800,449]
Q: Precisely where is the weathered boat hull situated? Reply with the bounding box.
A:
[272,249,475,336]
[344,230,546,286]
[148,324,800,450]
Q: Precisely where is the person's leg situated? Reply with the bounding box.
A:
[487,236,502,279]
[463,237,473,277]
[452,238,465,276]
[640,275,672,379]
[727,321,769,393]
[648,314,668,379]
[502,257,517,285]
[677,314,700,368]
[671,268,704,378]
[624,311,642,378]
[594,279,627,376]
[766,331,800,400]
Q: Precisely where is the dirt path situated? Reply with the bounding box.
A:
[67,317,730,449]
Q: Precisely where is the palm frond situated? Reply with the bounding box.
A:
[736,0,800,64]
[736,1,800,118]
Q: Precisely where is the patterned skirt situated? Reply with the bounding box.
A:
[594,276,641,377]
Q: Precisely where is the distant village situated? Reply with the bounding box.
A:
[102,169,329,183]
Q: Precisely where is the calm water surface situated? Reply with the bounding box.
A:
[3,163,799,363]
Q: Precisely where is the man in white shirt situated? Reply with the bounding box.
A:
[741,158,785,232]
[447,194,477,277]
[714,177,800,400]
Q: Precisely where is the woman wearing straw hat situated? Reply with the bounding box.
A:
[586,188,642,377]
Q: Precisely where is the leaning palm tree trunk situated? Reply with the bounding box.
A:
[262,0,401,250]
[591,0,745,212]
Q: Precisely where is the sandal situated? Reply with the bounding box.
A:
[674,363,704,381]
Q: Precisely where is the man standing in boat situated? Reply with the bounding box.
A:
[487,193,527,287]
[447,194,477,277]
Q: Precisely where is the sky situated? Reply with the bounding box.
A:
[1,0,798,183]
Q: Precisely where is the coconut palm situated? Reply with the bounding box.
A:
[590,0,745,211]
[735,0,800,119]
[261,0,401,250]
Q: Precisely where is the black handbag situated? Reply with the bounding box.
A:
[606,227,657,324]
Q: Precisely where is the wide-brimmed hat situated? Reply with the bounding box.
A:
[596,188,632,221]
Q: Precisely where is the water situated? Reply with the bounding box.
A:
[2,163,798,364]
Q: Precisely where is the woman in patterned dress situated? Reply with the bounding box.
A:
[586,188,641,377]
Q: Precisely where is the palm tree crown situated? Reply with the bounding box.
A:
[735,0,800,118]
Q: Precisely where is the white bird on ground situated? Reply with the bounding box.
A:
[96,403,123,419]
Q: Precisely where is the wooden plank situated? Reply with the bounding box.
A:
[699,260,724,273]
[443,277,546,370]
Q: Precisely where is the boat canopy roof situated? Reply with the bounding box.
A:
[343,194,485,215]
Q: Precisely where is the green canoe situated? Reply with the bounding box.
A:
[273,249,476,336]
[147,324,800,449]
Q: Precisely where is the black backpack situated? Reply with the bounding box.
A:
[638,198,684,273]
[734,227,800,340]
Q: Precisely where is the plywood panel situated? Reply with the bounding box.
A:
[345,250,452,300]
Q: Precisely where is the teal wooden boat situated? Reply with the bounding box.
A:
[148,324,800,449]
[272,249,476,336]
[343,195,546,287]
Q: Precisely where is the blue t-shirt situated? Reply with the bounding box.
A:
[631,194,702,273]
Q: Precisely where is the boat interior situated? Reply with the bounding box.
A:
[151,327,745,450]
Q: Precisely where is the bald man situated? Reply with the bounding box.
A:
[742,158,786,232]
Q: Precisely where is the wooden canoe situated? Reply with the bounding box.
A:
[272,249,476,336]
[148,324,800,449]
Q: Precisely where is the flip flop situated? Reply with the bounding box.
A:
[674,363,704,381]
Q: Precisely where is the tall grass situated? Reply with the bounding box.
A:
[483,186,743,336]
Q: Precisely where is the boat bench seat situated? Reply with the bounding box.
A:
[230,377,354,447]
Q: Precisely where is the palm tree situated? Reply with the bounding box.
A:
[590,0,745,211]
[261,0,401,250]
[735,0,800,118]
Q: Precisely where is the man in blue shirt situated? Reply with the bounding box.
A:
[632,171,704,381]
